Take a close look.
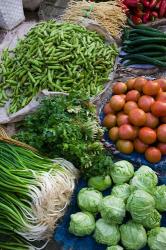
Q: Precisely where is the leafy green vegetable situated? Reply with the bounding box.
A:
[106,246,123,250]
[99,196,125,224]
[142,209,161,229]
[94,218,120,246]
[78,188,103,213]
[130,171,157,195]
[148,227,166,250]
[15,96,114,177]
[126,190,155,223]
[69,212,95,236]
[120,221,147,250]
[135,166,158,183]
[88,175,112,191]
[111,183,131,202]
[154,185,166,212]
[130,166,158,194]
[110,160,134,184]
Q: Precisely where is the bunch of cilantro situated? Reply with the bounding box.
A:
[15,95,114,177]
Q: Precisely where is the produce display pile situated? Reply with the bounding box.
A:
[0,2,166,250]
[0,20,117,114]
[0,140,78,249]
[123,0,166,24]
[121,21,166,67]
[63,0,127,38]
[69,163,166,250]
[15,95,114,178]
[102,77,166,163]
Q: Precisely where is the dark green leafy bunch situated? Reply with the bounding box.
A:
[15,95,114,177]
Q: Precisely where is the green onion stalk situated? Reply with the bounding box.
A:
[0,141,79,248]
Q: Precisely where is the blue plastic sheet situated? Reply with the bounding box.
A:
[54,178,166,250]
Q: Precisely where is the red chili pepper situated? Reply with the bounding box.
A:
[151,10,159,17]
[159,0,166,18]
[131,15,143,24]
[123,0,139,7]
[155,1,161,9]
[141,0,150,7]
[142,11,150,23]
[149,0,159,8]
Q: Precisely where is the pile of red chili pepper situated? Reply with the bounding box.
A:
[123,0,166,24]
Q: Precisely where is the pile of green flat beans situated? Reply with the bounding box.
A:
[0,20,118,114]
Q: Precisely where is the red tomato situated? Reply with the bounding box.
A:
[103,114,116,128]
[129,108,146,126]
[117,112,129,126]
[124,101,138,114]
[103,103,115,114]
[110,95,125,112]
[151,101,166,117]
[156,92,166,102]
[144,113,159,129]
[126,78,136,90]
[145,147,161,163]
[138,95,155,112]
[116,140,134,154]
[119,124,137,140]
[112,82,127,94]
[139,127,157,144]
[134,138,148,153]
[143,80,160,96]
[109,127,119,141]
[134,77,147,92]
[157,142,166,155]
[157,78,166,91]
[126,90,141,102]
[157,124,166,143]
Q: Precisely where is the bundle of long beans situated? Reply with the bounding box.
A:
[0,141,78,249]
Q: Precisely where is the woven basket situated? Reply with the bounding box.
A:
[0,126,37,152]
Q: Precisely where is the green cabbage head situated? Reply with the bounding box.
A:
[148,227,166,250]
[100,195,125,224]
[126,190,155,223]
[69,212,95,236]
[78,188,102,213]
[135,166,158,183]
[120,221,147,250]
[94,218,120,246]
[130,172,157,195]
[111,183,131,202]
[88,175,112,191]
[142,209,161,229]
[154,185,166,212]
[106,246,123,250]
[110,160,134,184]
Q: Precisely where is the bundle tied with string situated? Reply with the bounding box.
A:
[0,127,79,249]
[63,0,127,38]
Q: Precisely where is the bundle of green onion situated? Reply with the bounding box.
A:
[0,141,78,249]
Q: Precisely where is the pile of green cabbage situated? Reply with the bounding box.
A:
[69,161,166,250]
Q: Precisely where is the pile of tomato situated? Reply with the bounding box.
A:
[102,77,166,163]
